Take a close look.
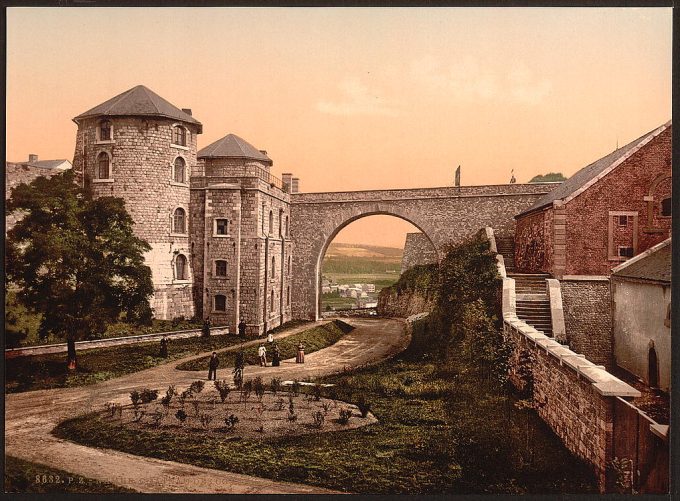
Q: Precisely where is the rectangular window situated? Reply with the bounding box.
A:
[214,294,227,312]
[215,260,228,277]
[618,215,628,227]
[618,246,634,258]
[214,219,228,235]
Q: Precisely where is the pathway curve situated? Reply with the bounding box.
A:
[5,317,409,494]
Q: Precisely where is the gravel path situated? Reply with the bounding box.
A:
[5,317,408,494]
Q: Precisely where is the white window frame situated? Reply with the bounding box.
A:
[171,123,190,150]
[213,218,230,237]
[170,206,188,236]
[213,259,228,278]
[93,150,114,183]
[170,155,189,187]
[95,119,115,145]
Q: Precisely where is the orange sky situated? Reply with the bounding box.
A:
[6,7,671,248]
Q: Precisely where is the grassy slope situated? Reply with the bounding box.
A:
[54,318,597,495]
[176,320,353,371]
[6,334,247,394]
[4,456,135,493]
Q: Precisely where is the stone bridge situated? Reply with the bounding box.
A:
[289,183,555,320]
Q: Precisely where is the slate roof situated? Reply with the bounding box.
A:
[73,85,202,132]
[197,133,272,166]
[612,239,671,283]
[24,159,71,170]
[517,121,671,217]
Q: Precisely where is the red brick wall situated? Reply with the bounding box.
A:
[564,126,671,276]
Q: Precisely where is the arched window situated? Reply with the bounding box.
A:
[661,197,672,217]
[214,294,227,312]
[285,215,289,237]
[97,152,110,179]
[99,120,111,141]
[173,157,186,183]
[287,286,290,306]
[271,256,276,279]
[279,209,283,237]
[215,260,228,277]
[175,254,187,280]
[173,125,186,146]
[269,210,274,234]
[288,255,291,275]
[271,290,275,311]
[173,208,186,234]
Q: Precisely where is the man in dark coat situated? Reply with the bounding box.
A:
[208,351,219,380]
[238,319,247,337]
[159,335,169,358]
[202,317,212,337]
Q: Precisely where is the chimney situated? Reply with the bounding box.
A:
[281,173,293,193]
[28,154,38,163]
[291,177,300,193]
[181,108,192,116]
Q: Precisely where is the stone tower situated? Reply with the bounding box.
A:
[191,134,294,335]
[72,85,203,319]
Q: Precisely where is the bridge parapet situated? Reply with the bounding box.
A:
[291,183,556,203]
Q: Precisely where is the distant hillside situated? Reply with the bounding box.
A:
[323,242,403,274]
[325,242,403,259]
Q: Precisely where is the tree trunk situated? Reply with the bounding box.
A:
[67,336,77,371]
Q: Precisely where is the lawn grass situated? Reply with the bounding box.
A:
[6,334,243,394]
[176,319,354,371]
[54,318,597,494]
[4,455,135,493]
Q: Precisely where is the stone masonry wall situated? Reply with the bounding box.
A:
[400,233,438,273]
[5,163,63,232]
[514,207,552,274]
[290,183,553,320]
[377,288,435,317]
[560,279,613,368]
[72,116,201,319]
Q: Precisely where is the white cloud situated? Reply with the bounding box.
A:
[411,56,551,105]
[317,78,399,117]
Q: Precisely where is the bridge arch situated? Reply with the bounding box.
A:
[289,184,553,320]
[315,211,439,319]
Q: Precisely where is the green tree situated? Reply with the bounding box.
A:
[6,170,154,370]
[528,172,567,183]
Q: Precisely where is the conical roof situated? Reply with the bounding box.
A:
[73,85,202,132]
[197,133,272,165]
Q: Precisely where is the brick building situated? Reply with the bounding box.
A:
[71,85,294,335]
[514,121,672,278]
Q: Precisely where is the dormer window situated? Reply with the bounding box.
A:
[173,157,186,183]
[99,120,112,141]
[173,125,187,147]
[97,152,110,179]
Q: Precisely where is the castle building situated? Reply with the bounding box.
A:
[71,85,294,335]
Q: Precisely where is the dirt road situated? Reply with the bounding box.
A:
[5,317,408,494]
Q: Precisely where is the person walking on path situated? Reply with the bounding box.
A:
[238,319,247,337]
[159,335,169,358]
[258,344,267,367]
[272,343,281,367]
[296,342,305,364]
[202,317,212,338]
[208,352,219,380]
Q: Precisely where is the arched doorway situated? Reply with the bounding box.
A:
[315,212,438,319]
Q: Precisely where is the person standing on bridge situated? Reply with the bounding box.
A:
[208,351,219,380]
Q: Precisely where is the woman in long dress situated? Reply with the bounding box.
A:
[296,342,305,364]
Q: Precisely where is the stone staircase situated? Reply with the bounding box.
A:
[495,237,515,272]
[509,273,553,336]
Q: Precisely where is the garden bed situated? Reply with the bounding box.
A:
[99,379,375,441]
